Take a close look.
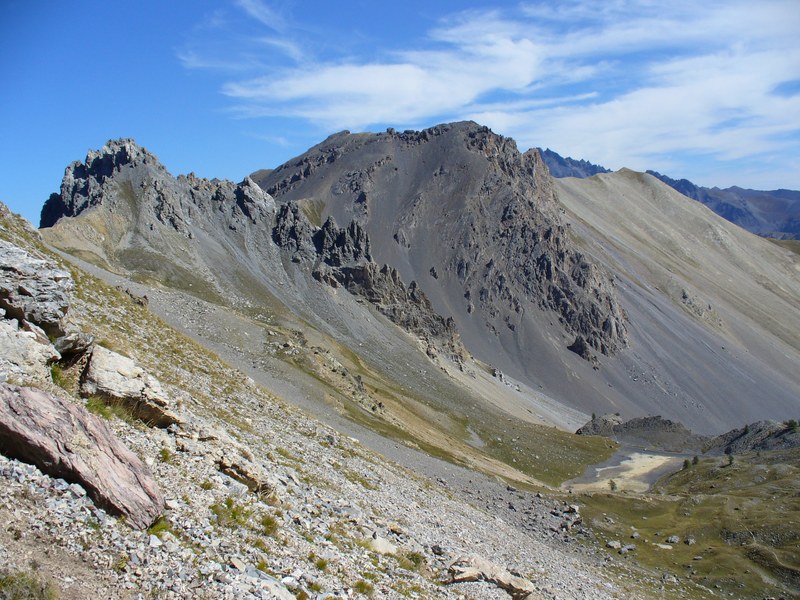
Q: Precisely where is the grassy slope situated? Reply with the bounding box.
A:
[579,449,800,599]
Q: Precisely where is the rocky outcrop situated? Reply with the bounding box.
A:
[80,346,181,427]
[0,239,73,338]
[0,315,60,385]
[576,414,709,452]
[274,203,466,362]
[0,383,164,529]
[447,555,536,599]
[704,420,800,454]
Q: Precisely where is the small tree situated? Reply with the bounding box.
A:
[683,459,691,470]
[609,479,617,491]
[727,453,735,466]
[692,455,699,465]
[786,419,798,431]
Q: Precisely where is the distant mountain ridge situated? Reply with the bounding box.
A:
[540,149,800,240]
[538,149,611,179]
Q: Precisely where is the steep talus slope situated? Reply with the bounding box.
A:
[41,137,622,490]
[259,124,641,421]
[557,170,800,431]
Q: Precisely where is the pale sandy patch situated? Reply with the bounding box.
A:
[565,452,683,493]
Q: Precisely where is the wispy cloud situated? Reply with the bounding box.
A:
[235,0,286,32]
[183,0,800,188]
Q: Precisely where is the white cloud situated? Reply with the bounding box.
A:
[188,0,800,188]
[235,0,286,31]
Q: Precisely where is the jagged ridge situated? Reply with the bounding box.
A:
[260,122,628,360]
[273,202,466,362]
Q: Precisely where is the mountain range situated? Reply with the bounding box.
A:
[538,149,800,240]
[0,120,797,598]
[40,123,800,436]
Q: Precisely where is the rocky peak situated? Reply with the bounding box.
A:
[314,216,372,267]
[260,122,628,361]
[41,139,165,227]
[41,140,275,241]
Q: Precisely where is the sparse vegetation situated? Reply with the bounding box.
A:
[0,568,58,600]
[84,395,136,423]
[147,516,173,539]
[158,447,173,463]
[259,514,278,537]
[581,447,800,599]
[353,580,374,596]
[210,497,252,529]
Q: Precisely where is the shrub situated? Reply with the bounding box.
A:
[260,514,278,537]
[353,580,374,596]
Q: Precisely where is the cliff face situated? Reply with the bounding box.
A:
[261,122,628,362]
[40,138,466,365]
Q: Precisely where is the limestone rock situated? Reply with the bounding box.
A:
[0,383,164,529]
[576,413,709,452]
[448,555,535,599]
[80,345,181,427]
[216,451,275,498]
[274,202,467,364]
[54,330,95,357]
[0,239,73,337]
[0,318,60,385]
[368,534,398,555]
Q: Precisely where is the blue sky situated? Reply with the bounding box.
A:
[2,0,799,225]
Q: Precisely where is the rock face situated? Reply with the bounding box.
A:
[274,202,466,361]
[0,239,73,338]
[704,420,800,454]
[0,383,164,529]
[81,346,181,427]
[0,316,60,385]
[576,414,709,452]
[261,122,628,363]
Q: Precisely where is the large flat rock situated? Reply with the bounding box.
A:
[0,383,164,529]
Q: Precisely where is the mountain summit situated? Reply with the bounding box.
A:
[40,123,800,433]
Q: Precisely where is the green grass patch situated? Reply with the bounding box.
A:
[84,395,136,423]
[210,497,252,529]
[580,448,800,599]
[0,568,58,600]
[353,580,374,596]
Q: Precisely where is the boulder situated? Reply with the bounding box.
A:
[0,383,164,529]
[54,330,95,358]
[217,451,275,498]
[448,555,535,599]
[0,239,73,338]
[368,534,398,556]
[0,318,60,385]
[80,345,181,427]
